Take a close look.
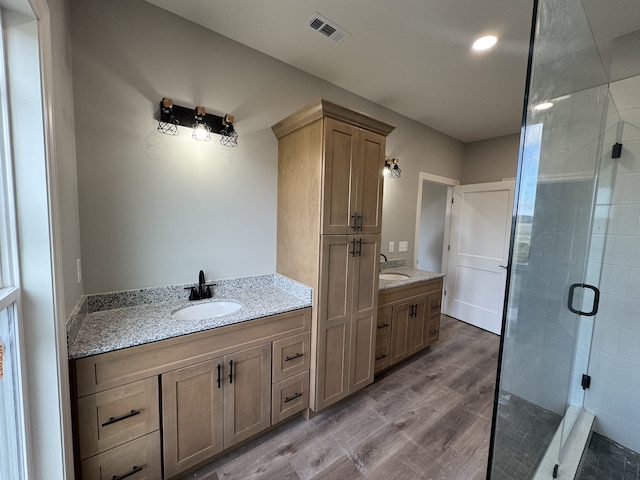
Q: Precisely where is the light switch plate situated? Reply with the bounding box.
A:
[399,241,408,252]
[389,241,395,252]
[77,259,82,284]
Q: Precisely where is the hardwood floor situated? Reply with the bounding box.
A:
[184,316,500,480]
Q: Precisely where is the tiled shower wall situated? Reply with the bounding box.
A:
[585,75,640,453]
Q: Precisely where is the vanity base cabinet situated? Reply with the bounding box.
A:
[377,278,443,373]
[70,308,311,480]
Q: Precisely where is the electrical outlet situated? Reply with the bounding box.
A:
[77,259,82,284]
[399,241,408,252]
[389,241,395,253]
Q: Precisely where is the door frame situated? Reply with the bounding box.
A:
[413,172,459,291]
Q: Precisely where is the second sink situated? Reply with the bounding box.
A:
[172,302,242,320]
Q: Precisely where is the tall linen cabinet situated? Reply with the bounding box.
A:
[272,99,395,412]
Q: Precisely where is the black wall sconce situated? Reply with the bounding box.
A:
[384,158,401,178]
[157,97,238,147]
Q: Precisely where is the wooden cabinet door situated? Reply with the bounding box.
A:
[349,235,379,393]
[390,303,411,365]
[223,344,272,448]
[407,298,428,356]
[316,235,353,410]
[161,359,224,478]
[322,118,358,234]
[355,129,385,234]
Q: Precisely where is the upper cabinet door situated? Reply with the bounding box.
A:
[322,118,359,234]
[355,129,385,234]
[322,118,386,235]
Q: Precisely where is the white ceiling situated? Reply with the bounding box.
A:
[146,0,535,143]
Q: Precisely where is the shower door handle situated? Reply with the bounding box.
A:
[568,283,600,317]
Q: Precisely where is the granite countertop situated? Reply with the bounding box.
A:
[67,274,312,359]
[378,265,444,291]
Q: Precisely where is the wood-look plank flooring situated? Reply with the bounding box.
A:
[184,316,500,480]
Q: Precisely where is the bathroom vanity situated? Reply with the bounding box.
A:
[375,267,444,373]
[67,275,312,480]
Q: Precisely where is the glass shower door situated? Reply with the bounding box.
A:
[488,0,618,477]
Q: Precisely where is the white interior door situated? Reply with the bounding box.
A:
[444,180,515,334]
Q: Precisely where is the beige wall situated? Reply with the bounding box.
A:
[70,0,465,293]
[461,133,520,184]
[48,0,82,319]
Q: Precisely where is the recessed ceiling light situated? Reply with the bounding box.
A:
[534,102,554,111]
[472,35,498,51]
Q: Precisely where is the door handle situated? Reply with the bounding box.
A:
[357,238,363,256]
[217,364,222,389]
[499,265,508,270]
[228,360,234,384]
[351,213,358,232]
[568,283,600,317]
[350,238,356,257]
[358,214,363,231]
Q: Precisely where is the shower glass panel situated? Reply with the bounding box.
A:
[488,0,627,477]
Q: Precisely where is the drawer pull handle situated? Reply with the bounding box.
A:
[375,354,388,361]
[284,392,303,403]
[112,465,142,480]
[377,323,389,329]
[285,352,303,362]
[229,360,234,384]
[217,364,222,389]
[101,410,140,427]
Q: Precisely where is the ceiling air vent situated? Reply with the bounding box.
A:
[306,13,351,44]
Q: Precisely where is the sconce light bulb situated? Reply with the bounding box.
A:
[192,123,212,141]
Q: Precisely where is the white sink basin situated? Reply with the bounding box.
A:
[171,302,242,320]
[379,273,410,281]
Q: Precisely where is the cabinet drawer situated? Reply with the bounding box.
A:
[427,319,440,345]
[376,307,391,341]
[272,332,310,383]
[77,377,159,459]
[81,431,161,480]
[374,341,390,373]
[272,370,309,424]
